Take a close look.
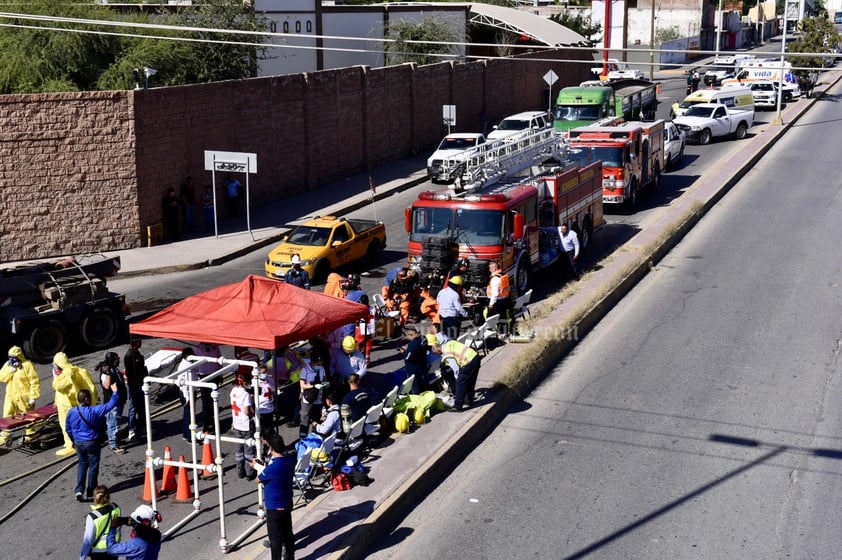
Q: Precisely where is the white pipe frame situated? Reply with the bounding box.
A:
[140,355,266,554]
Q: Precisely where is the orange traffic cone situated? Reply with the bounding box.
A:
[160,446,177,494]
[141,461,160,502]
[200,440,217,480]
[173,455,194,503]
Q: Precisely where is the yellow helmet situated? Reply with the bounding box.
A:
[425,334,438,346]
[449,275,463,286]
[341,336,357,353]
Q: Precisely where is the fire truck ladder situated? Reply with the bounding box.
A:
[448,129,569,195]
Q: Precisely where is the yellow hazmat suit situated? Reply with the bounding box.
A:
[0,346,42,444]
[52,352,98,456]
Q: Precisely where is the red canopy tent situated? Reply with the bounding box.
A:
[129,275,367,349]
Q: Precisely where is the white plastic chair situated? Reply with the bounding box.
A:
[373,292,400,319]
[363,402,384,439]
[480,314,500,349]
[461,326,486,356]
[338,416,366,456]
[512,289,533,320]
[310,432,337,485]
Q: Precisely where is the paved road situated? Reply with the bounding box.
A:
[366,72,842,559]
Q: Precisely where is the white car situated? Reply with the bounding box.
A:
[664,121,685,169]
[426,133,486,184]
[749,81,781,109]
[486,111,552,142]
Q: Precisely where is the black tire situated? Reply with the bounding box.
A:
[625,178,638,211]
[81,308,120,348]
[23,320,67,363]
[313,259,331,285]
[734,122,748,140]
[652,163,661,190]
[515,257,531,295]
[580,217,593,253]
[699,129,712,145]
[365,240,382,267]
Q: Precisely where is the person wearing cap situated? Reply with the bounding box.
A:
[447,257,471,286]
[250,433,296,560]
[436,275,469,340]
[79,484,121,560]
[430,335,481,411]
[285,254,310,289]
[230,370,257,480]
[383,267,420,325]
[332,336,367,384]
[106,504,162,560]
[400,325,430,394]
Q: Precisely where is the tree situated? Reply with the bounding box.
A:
[383,16,462,66]
[787,16,840,74]
[549,11,601,44]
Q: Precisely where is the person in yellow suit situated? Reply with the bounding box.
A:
[52,352,98,457]
[0,346,41,445]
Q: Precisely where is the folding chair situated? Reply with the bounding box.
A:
[512,289,533,321]
[479,313,500,350]
[461,326,486,356]
[373,292,400,319]
[293,452,315,504]
[310,432,337,485]
[337,416,366,458]
[363,402,384,441]
[380,386,399,421]
[398,374,416,396]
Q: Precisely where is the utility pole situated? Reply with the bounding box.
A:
[649,0,656,80]
[715,0,723,60]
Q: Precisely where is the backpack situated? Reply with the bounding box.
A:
[331,472,352,491]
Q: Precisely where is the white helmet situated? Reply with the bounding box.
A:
[131,504,156,523]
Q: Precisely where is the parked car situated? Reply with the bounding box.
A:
[426,133,486,184]
[487,111,552,141]
[664,121,685,169]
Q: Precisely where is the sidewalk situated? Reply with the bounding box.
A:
[114,155,430,276]
[113,69,839,560]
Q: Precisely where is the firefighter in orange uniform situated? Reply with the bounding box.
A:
[486,260,512,335]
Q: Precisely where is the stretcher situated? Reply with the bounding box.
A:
[0,403,61,451]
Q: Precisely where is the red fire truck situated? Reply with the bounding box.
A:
[568,120,665,210]
[405,162,603,295]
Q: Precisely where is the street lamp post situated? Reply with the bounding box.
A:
[649,0,656,80]
[714,0,723,59]
[773,9,788,124]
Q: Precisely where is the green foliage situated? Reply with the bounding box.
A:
[0,0,268,93]
[655,26,681,43]
[383,16,462,66]
[787,16,840,73]
[549,11,601,43]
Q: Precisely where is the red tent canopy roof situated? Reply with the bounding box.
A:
[130,275,367,349]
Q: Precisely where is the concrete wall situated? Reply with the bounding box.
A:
[0,49,590,262]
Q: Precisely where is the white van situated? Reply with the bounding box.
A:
[670,86,753,119]
[487,111,552,141]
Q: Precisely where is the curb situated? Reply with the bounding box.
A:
[323,73,841,559]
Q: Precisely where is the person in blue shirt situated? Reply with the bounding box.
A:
[251,433,296,560]
[285,254,310,289]
[65,388,119,502]
[106,504,162,560]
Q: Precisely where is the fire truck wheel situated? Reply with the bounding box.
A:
[580,218,593,252]
[81,308,120,348]
[515,259,531,295]
[652,163,661,190]
[23,320,67,363]
[625,179,638,211]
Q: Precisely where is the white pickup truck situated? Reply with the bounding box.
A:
[673,103,754,145]
[590,58,645,80]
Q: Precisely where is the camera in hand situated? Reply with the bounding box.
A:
[116,516,131,526]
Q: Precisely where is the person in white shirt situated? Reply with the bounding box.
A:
[311,392,342,437]
[256,364,276,433]
[230,372,256,480]
[177,348,199,442]
[299,355,326,438]
[436,275,469,339]
[557,223,580,280]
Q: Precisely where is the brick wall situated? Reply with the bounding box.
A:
[1,48,590,261]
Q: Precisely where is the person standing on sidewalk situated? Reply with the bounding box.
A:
[66,389,119,501]
[557,223,580,281]
[251,433,296,560]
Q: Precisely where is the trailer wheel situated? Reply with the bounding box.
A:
[24,321,67,363]
[515,258,531,295]
[81,308,120,349]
